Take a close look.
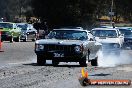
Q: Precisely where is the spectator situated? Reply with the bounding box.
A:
[33,19,41,33]
[41,21,49,37]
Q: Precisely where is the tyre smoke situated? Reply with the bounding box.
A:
[97,50,132,67]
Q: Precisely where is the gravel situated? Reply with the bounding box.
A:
[0,42,132,88]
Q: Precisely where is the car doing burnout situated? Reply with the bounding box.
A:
[91,28,124,56]
[35,28,101,66]
[0,22,21,42]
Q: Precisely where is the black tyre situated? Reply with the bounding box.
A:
[91,57,98,66]
[32,37,36,41]
[10,36,13,43]
[23,36,27,42]
[52,60,59,66]
[79,57,87,67]
[37,55,46,65]
[15,36,20,42]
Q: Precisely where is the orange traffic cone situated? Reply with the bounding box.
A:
[0,31,4,52]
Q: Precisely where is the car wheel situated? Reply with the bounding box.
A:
[37,55,46,65]
[10,36,13,43]
[23,36,28,42]
[52,60,59,66]
[32,37,36,41]
[79,57,87,67]
[91,57,98,66]
[15,36,20,42]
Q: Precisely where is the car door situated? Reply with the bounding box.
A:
[12,23,20,38]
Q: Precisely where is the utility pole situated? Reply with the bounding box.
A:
[110,0,114,26]
[19,0,22,22]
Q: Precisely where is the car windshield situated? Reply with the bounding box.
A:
[92,30,117,38]
[0,23,13,29]
[17,24,28,30]
[47,30,88,40]
[119,29,132,37]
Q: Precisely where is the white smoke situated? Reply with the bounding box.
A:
[97,50,132,67]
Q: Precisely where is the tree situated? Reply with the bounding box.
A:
[0,0,33,22]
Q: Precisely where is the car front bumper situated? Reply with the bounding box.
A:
[35,50,84,62]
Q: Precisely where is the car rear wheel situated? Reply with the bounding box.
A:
[37,55,46,65]
[91,57,98,66]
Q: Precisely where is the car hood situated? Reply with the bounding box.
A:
[95,37,119,43]
[36,39,84,45]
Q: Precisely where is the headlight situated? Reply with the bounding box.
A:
[36,44,44,50]
[39,45,44,50]
[113,44,120,48]
[74,46,81,53]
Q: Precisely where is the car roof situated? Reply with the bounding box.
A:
[92,28,117,31]
[53,28,87,31]
[117,27,132,29]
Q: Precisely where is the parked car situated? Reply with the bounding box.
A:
[17,23,37,42]
[91,28,124,56]
[0,22,21,42]
[118,27,132,49]
[35,28,101,66]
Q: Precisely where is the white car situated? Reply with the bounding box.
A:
[35,28,101,66]
[91,28,124,56]
[17,23,37,42]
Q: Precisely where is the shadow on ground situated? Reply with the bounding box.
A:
[23,63,86,67]
[89,73,111,76]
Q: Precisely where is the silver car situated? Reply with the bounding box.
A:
[35,28,101,66]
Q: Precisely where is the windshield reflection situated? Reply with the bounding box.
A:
[92,30,117,38]
[119,29,132,37]
[47,30,88,40]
